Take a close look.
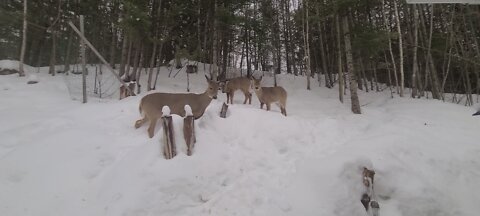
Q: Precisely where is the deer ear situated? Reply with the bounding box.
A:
[259,76,263,81]
[205,75,210,81]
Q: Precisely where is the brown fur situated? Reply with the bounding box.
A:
[119,82,136,100]
[135,76,219,138]
[220,77,252,104]
[362,167,375,187]
[251,76,287,116]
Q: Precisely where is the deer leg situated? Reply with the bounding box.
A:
[281,107,287,116]
[119,87,125,100]
[230,92,234,104]
[226,93,230,104]
[260,102,264,109]
[248,93,252,104]
[135,117,147,129]
[266,103,271,111]
[147,118,157,138]
[277,103,287,116]
[242,91,248,104]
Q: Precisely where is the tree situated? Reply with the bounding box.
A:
[393,0,404,97]
[343,14,361,114]
[18,0,27,77]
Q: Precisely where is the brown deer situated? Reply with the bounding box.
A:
[120,81,136,100]
[135,75,219,138]
[186,65,198,74]
[251,76,287,116]
[220,77,252,104]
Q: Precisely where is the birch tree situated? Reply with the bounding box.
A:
[18,0,27,77]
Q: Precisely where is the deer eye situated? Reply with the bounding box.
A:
[210,87,213,90]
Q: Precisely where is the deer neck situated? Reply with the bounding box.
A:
[201,91,213,105]
[254,88,263,97]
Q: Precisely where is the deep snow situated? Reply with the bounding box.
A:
[1,60,479,216]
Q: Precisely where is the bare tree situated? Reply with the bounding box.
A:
[411,4,419,98]
[18,0,27,77]
[302,0,311,90]
[343,15,361,114]
[382,0,399,94]
[394,0,404,97]
[335,14,344,103]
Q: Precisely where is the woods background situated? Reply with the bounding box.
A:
[1,0,479,107]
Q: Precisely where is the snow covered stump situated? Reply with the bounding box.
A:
[183,105,196,156]
[161,106,176,159]
[362,167,380,216]
[220,102,228,118]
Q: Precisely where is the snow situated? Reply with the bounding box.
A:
[1,61,480,216]
[162,106,171,116]
[185,105,193,116]
[27,74,38,83]
[0,60,35,73]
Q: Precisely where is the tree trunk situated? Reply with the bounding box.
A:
[64,29,73,73]
[109,24,117,69]
[131,41,141,81]
[283,0,292,74]
[119,33,128,78]
[148,42,158,91]
[136,45,145,94]
[335,15,344,103]
[18,0,27,77]
[411,4,419,98]
[394,0,404,97]
[49,32,56,76]
[125,40,133,78]
[302,0,311,90]
[421,4,441,99]
[211,0,219,80]
[80,15,87,103]
[382,0,399,94]
[153,41,165,90]
[343,15,361,114]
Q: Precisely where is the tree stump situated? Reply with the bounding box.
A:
[361,167,379,216]
[161,110,176,159]
[184,115,195,156]
[220,102,228,118]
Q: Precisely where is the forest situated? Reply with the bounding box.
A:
[2,1,480,215]
[1,0,480,112]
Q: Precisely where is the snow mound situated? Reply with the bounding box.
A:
[0,60,34,75]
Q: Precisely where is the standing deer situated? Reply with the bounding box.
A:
[220,77,252,104]
[135,75,219,138]
[251,76,287,116]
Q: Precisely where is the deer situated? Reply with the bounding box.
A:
[219,77,252,104]
[186,65,198,74]
[134,75,219,138]
[119,76,136,100]
[251,76,287,116]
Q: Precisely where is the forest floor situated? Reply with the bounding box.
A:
[1,60,480,216]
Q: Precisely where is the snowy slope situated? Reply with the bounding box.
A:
[1,62,479,216]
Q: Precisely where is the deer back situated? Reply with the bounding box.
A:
[225,77,251,93]
[139,77,218,119]
[140,92,212,119]
[257,86,287,103]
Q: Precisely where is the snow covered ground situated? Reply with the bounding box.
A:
[1,61,479,216]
